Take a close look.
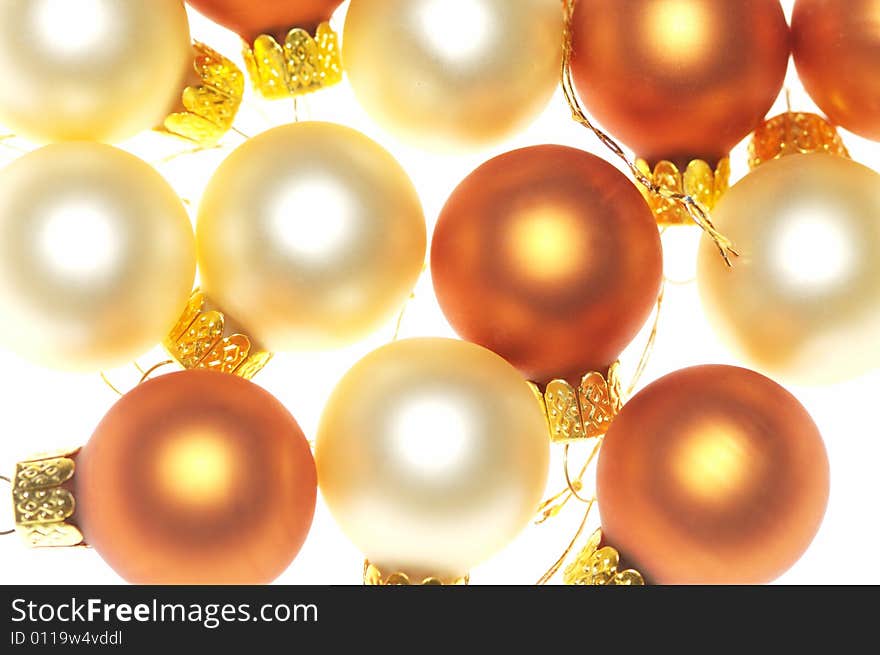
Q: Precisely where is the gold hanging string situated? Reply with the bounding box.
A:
[137,360,175,385]
[153,118,250,168]
[563,442,598,503]
[99,372,125,397]
[231,125,252,140]
[156,143,224,165]
[627,279,666,397]
[392,291,416,342]
[100,359,176,397]
[535,267,667,527]
[536,495,597,585]
[535,486,576,524]
[664,273,696,286]
[559,0,738,267]
[536,435,604,524]
[391,264,425,342]
[533,273,667,579]
[535,272,666,522]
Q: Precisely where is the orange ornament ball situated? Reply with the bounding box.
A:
[431,145,662,385]
[570,0,790,166]
[75,370,317,584]
[793,0,880,142]
[597,365,829,584]
[186,0,343,41]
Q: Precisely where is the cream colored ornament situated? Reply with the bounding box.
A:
[698,153,880,385]
[343,0,563,150]
[0,0,191,143]
[316,338,550,582]
[0,143,196,370]
[197,121,426,351]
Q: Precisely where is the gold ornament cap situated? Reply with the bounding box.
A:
[244,22,342,99]
[363,561,469,586]
[10,449,84,548]
[163,42,245,147]
[749,111,850,169]
[164,289,272,380]
[635,158,730,227]
[563,528,645,586]
[531,364,623,443]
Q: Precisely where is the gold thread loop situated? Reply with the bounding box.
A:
[392,290,416,342]
[99,371,125,397]
[563,441,600,504]
[627,280,666,397]
[560,0,737,266]
[536,496,596,585]
[138,360,176,385]
[100,359,180,398]
[231,126,252,140]
[536,435,604,524]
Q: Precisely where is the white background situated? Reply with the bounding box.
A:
[1,0,877,585]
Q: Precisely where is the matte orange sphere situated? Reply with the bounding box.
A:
[75,370,317,584]
[431,145,663,385]
[571,0,790,166]
[597,365,829,585]
[186,0,343,41]
[793,0,880,142]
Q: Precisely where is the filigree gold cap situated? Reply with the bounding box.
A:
[164,289,272,380]
[163,42,244,147]
[243,22,342,99]
[749,111,850,169]
[635,158,731,227]
[363,561,469,586]
[563,528,645,586]
[10,449,84,548]
[530,364,623,444]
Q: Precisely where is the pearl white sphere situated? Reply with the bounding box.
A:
[317,338,550,581]
[699,153,880,384]
[0,143,196,370]
[197,122,427,350]
[0,0,192,143]
[343,0,563,150]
